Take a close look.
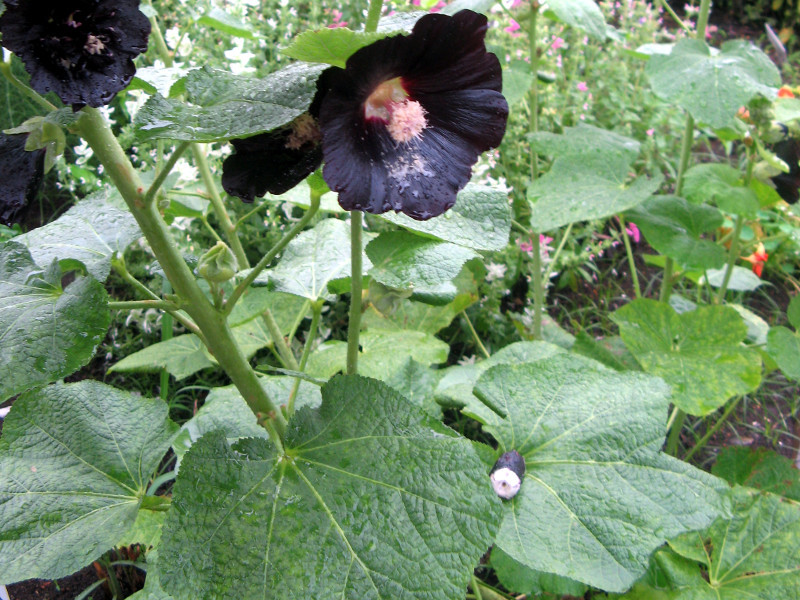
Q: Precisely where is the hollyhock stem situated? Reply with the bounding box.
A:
[716,152,754,302]
[364,0,384,33]
[145,141,190,205]
[683,396,742,462]
[618,215,642,299]
[347,211,364,375]
[78,106,286,447]
[0,61,56,112]
[287,299,324,418]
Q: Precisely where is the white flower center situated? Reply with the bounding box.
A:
[490,467,521,499]
[364,77,427,144]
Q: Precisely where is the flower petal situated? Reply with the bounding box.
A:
[0,133,45,226]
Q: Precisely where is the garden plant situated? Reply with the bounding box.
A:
[0,0,799,598]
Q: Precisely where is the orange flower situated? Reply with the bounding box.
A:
[736,106,751,121]
[742,242,768,277]
[778,86,795,98]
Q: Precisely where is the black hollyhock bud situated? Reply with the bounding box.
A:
[490,450,525,500]
[0,0,151,109]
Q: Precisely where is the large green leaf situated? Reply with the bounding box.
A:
[626,195,726,271]
[491,546,588,598]
[683,163,760,217]
[283,28,387,67]
[465,356,727,593]
[611,299,762,415]
[366,231,477,303]
[14,190,140,281]
[134,62,326,142]
[621,487,800,599]
[435,341,564,412]
[645,39,780,130]
[380,183,511,252]
[712,447,800,501]
[0,243,110,401]
[261,218,371,301]
[196,8,255,38]
[110,334,212,380]
[157,375,502,599]
[766,325,800,380]
[543,0,607,40]
[527,127,661,233]
[306,329,448,380]
[0,381,178,583]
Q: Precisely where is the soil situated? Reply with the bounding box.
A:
[6,566,111,600]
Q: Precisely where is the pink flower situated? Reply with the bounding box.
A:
[577,81,588,92]
[519,239,533,253]
[504,19,521,36]
[646,128,655,136]
[551,37,565,50]
[327,9,348,28]
[626,221,640,243]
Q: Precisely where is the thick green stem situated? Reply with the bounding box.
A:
[695,0,712,39]
[79,107,285,445]
[619,215,642,299]
[364,0,384,33]
[665,409,686,455]
[160,279,173,402]
[109,300,176,311]
[683,397,741,462]
[191,143,249,267]
[145,0,174,67]
[655,0,691,33]
[531,233,544,339]
[347,211,364,375]
[224,192,321,314]
[528,5,540,179]
[146,141,191,205]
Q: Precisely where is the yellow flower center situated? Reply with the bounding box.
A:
[364,77,427,144]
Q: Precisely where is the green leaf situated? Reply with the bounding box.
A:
[0,243,110,401]
[380,183,511,251]
[14,190,140,281]
[0,381,177,583]
[306,329,449,380]
[502,61,534,105]
[128,551,173,600]
[626,195,726,270]
[134,62,326,142]
[623,488,800,599]
[611,300,762,415]
[282,28,386,67]
[712,447,800,501]
[467,357,728,593]
[262,218,372,301]
[381,358,442,417]
[683,163,760,217]
[529,124,642,162]
[491,546,588,598]
[366,231,477,302]
[229,289,307,328]
[157,376,502,599]
[117,510,166,549]
[197,8,256,38]
[110,334,213,380]
[131,66,189,98]
[435,341,564,412]
[786,293,800,330]
[543,0,607,40]
[703,266,764,291]
[766,325,800,380]
[645,39,780,130]
[528,155,661,232]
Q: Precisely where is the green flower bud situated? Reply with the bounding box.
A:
[197,241,238,283]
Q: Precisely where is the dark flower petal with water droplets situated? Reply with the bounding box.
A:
[0,132,45,226]
[318,9,508,221]
[221,122,323,202]
[0,0,150,109]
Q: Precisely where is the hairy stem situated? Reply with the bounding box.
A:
[79,107,285,445]
[347,211,364,375]
[146,141,191,205]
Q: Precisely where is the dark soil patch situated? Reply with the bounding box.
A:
[7,565,110,600]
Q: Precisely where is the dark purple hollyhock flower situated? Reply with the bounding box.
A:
[222,113,323,202]
[318,9,508,221]
[0,0,150,109]
[771,138,800,204]
[0,132,45,226]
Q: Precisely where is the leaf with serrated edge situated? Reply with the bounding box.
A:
[0,381,177,583]
[134,62,326,142]
[645,39,780,130]
[15,190,140,281]
[380,183,511,252]
[283,28,387,67]
[157,375,502,599]
[621,488,800,599]
[466,356,727,593]
[612,300,762,415]
[0,242,110,401]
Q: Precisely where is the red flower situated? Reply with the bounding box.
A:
[318,10,508,220]
[742,242,768,277]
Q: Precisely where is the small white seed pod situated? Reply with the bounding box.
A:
[490,450,526,500]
